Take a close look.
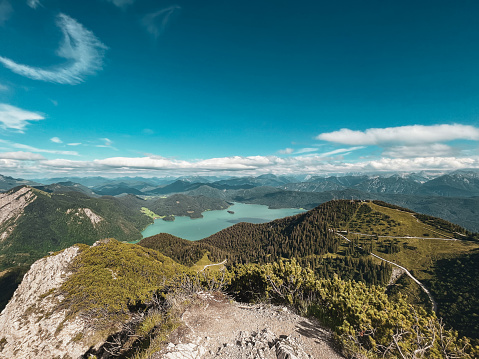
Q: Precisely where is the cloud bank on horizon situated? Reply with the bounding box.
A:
[1,123,478,177]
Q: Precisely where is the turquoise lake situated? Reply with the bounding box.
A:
[140,202,306,241]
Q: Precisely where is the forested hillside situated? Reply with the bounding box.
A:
[0,187,151,271]
[115,193,231,219]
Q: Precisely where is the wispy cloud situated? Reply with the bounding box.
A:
[0,139,78,155]
[50,136,62,143]
[316,124,479,146]
[95,137,118,150]
[0,83,9,91]
[295,147,318,155]
[318,146,364,157]
[0,14,107,84]
[67,142,81,146]
[0,151,45,160]
[0,103,44,132]
[142,5,181,39]
[0,0,12,26]
[101,138,113,146]
[106,0,135,9]
[278,148,294,154]
[280,147,359,156]
[12,143,78,156]
[26,0,41,9]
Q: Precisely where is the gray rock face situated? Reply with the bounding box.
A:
[0,246,90,359]
[0,186,36,241]
[161,328,311,359]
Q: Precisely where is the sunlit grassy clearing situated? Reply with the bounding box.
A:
[140,207,161,219]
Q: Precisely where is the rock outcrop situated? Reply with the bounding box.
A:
[67,207,104,227]
[0,186,36,241]
[0,246,90,359]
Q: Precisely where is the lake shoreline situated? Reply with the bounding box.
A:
[138,202,306,242]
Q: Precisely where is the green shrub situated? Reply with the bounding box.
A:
[226,259,478,358]
[58,239,189,322]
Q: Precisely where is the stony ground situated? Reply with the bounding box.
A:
[156,291,344,359]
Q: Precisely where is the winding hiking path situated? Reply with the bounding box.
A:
[343,231,457,241]
[334,231,437,312]
[201,259,227,271]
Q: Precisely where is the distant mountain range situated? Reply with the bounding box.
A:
[22,170,479,198]
[2,171,479,232]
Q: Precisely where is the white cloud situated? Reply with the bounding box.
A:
[278,148,294,154]
[0,103,44,132]
[0,151,45,160]
[0,83,8,91]
[383,144,458,158]
[67,142,81,146]
[316,124,479,145]
[106,0,135,8]
[142,5,181,39]
[194,156,275,170]
[0,0,12,26]
[50,136,62,143]
[361,157,478,172]
[0,14,107,84]
[26,0,41,9]
[40,158,89,168]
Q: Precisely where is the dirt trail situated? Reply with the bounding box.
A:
[157,291,344,359]
[335,231,437,312]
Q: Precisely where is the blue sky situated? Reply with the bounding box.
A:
[0,0,479,178]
